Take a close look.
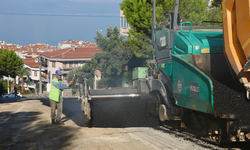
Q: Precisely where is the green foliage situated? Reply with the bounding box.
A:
[17,67,29,78]
[35,83,45,91]
[123,71,133,86]
[68,26,134,87]
[97,78,110,89]
[0,79,13,95]
[120,0,159,58]
[0,49,24,78]
[78,59,98,85]
[66,67,81,83]
[178,0,208,26]
[205,5,223,25]
[211,0,221,7]
[94,26,125,53]
[22,90,33,94]
[92,26,134,87]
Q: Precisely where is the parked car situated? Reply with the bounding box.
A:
[2,92,22,98]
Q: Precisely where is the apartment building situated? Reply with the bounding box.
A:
[23,57,42,89]
[58,40,98,49]
[38,46,101,92]
[120,10,130,36]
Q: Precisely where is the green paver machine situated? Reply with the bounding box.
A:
[79,0,250,143]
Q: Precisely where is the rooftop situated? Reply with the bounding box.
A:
[23,58,39,68]
[39,47,101,59]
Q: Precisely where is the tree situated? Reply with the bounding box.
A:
[17,67,30,93]
[94,26,134,87]
[205,0,222,25]
[0,49,24,77]
[94,26,125,53]
[178,0,208,25]
[211,0,221,7]
[0,49,24,92]
[0,79,13,96]
[120,0,160,58]
[68,26,134,88]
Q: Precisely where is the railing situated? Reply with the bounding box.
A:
[59,67,73,71]
[41,74,47,79]
[42,78,48,82]
[41,61,48,67]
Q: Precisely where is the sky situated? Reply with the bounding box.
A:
[0,0,124,17]
[0,0,125,46]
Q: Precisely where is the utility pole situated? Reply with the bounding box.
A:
[39,56,42,94]
[7,75,10,94]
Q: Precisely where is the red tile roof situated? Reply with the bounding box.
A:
[23,58,39,68]
[39,47,101,59]
[22,52,33,55]
[95,70,101,77]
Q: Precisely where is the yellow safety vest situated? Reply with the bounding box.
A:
[49,77,64,102]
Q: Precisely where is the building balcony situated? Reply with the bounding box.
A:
[60,67,73,71]
[41,74,48,82]
[41,61,48,67]
[41,74,47,79]
[42,78,48,82]
[41,61,48,70]
[41,66,48,70]
[59,67,73,74]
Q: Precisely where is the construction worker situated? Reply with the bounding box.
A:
[49,70,73,125]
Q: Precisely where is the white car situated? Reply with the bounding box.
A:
[2,92,22,98]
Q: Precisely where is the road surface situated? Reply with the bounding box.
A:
[0,96,247,150]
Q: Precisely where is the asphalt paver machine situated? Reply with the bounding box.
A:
[78,0,250,144]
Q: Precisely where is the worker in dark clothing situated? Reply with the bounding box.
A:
[49,70,72,125]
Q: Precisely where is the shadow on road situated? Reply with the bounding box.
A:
[1,95,159,128]
[0,111,77,149]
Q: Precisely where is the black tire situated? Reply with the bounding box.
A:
[146,91,164,126]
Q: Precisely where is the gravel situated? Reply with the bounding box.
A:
[212,77,250,130]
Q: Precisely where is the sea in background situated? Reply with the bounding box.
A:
[0,14,120,46]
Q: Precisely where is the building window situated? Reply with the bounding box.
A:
[34,71,37,76]
[121,17,124,27]
[63,63,67,69]
[120,17,129,29]
[69,62,73,68]
[52,74,56,79]
[124,18,126,28]
[52,62,56,68]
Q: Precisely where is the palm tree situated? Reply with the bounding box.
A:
[17,67,30,93]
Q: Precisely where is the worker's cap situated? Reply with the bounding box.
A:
[55,70,63,75]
